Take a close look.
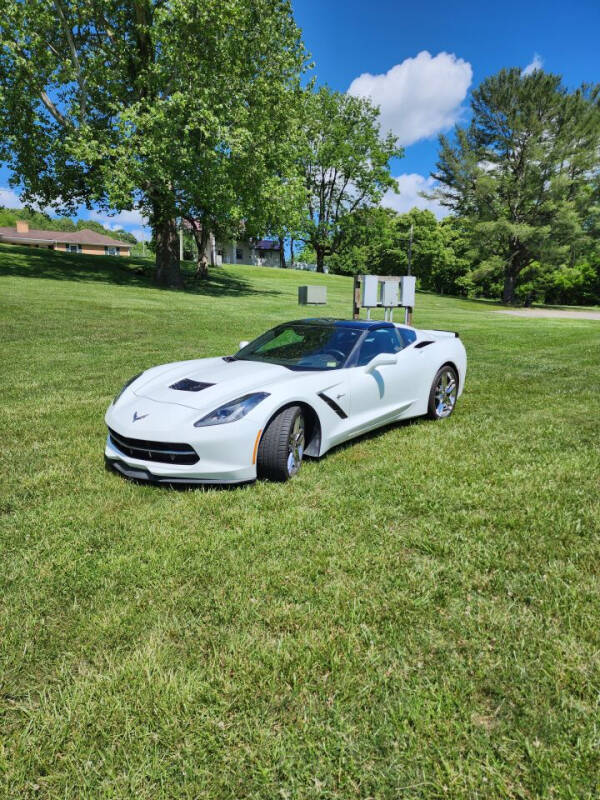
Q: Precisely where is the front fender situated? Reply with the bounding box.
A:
[254,394,331,458]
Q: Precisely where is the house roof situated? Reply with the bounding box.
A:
[0,227,131,248]
[255,239,281,251]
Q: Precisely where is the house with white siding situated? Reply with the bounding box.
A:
[182,221,281,267]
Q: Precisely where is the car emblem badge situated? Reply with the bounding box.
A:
[133,411,149,422]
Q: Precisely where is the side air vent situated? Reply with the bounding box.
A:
[318,392,347,419]
[170,378,215,392]
[414,340,434,349]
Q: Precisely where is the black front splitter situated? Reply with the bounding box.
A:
[105,457,253,489]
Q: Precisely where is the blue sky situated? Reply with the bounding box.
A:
[293,0,600,217]
[1,0,599,236]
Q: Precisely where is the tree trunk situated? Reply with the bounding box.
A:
[502,270,517,304]
[190,222,210,279]
[316,248,325,273]
[154,217,183,288]
[290,238,295,267]
[279,236,286,268]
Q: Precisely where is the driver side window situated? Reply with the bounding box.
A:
[356,328,403,367]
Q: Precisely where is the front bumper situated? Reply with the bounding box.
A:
[104,418,260,486]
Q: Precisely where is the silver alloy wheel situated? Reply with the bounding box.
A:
[286,414,305,476]
[434,368,458,418]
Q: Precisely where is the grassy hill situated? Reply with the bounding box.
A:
[1,243,599,798]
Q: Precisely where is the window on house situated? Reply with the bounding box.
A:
[105,246,117,255]
[67,244,82,253]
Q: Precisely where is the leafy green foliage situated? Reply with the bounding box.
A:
[325,208,473,295]
[0,206,65,230]
[433,68,600,303]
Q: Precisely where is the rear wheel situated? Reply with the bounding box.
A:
[257,406,305,482]
[427,365,458,420]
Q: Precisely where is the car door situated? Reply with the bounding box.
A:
[346,327,421,435]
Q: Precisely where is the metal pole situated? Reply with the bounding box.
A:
[179,226,184,262]
[352,275,361,320]
[404,224,414,324]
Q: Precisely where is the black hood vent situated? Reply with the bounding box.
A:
[170,378,215,392]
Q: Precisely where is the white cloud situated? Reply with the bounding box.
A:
[348,51,473,146]
[129,227,151,242]
[0,188,25,209]
[521,53,543,77]
[382,173,449,219]
[87,207,151,241]
[88,208,148,228]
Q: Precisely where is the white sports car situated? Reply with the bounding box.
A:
[105,318,467,485]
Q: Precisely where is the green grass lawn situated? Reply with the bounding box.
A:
[1,243,599,799]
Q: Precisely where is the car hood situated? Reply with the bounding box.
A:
[132,357,297,412]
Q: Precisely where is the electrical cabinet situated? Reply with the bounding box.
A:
[361,274,379,307]
[399,276,416,308]
[298,285,327,305]
[380,280,399,307]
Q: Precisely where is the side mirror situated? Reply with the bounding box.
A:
[364,352,397,373]
[239,340,249,350]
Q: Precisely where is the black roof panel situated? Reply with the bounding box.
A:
[297,318,394,330]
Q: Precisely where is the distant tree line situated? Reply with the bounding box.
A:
[300,205,600,306]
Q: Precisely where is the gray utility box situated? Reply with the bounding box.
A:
[298,285,327,305]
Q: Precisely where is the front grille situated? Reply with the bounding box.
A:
[108,427,199,465]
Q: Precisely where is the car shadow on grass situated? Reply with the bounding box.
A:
[0,245,281,298]
[319,415,430,466]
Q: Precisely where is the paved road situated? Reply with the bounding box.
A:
[495,309,600,321]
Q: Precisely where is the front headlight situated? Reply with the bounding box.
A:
[113,371,144,405]
[194,392,270,427]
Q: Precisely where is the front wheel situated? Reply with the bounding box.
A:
[257,406,305,482]
[427,365,458,420]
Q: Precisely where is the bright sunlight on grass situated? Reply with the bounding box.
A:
[1,244,599,798]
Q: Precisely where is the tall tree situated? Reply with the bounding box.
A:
[297,87,401,272]
[0,0,306,287]
[433,68,600,302]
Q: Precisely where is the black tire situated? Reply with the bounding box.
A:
[257,406,305,482]
[427,365,459,420]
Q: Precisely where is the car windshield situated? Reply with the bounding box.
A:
[235,322,363,370]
